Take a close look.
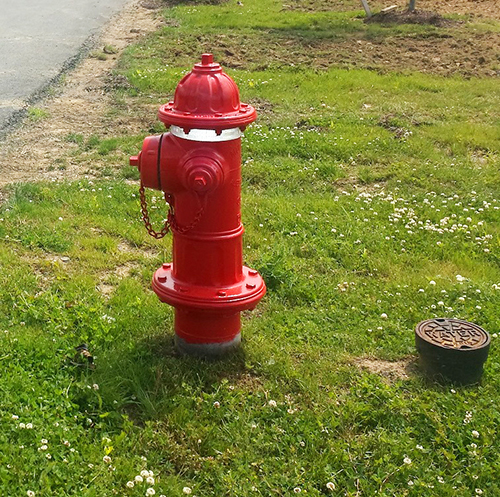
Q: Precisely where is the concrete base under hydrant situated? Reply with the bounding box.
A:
[175,333,241,357]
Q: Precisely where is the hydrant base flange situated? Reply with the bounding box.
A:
[152,264,266,312]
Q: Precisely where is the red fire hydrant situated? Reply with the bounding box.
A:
[130,54,266,356]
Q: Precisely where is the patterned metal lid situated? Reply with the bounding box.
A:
[416,318,490,350]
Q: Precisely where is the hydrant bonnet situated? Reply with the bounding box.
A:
[158,53,257,132]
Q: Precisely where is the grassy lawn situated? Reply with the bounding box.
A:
[1,0,499,495]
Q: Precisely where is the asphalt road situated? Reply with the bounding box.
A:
[0,0,132,135]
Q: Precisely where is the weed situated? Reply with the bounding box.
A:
[65,133,84,145]
[90,50,108,61]
[27,107,49,121]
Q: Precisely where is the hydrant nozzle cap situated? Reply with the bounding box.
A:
[158,53,256,131]
[129,155,140,167]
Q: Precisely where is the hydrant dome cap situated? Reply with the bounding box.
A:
[158,54,256,130]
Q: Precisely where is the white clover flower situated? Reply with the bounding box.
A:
[268,400,277,407]
[293,488,301,493]
[12,415,19,420]
[135,475,144,483]
[103,455,111,464]
[437,476,444,483]
[416,444,424,450]
[146,476,155,485]
[475,489,483,495]
[380,313,388,319]
[27,491,35,497]
[407,480,414,486]
[213,401,220,409]
[472,430,480,438]
[141,470,149,477]
[39,445,48,451]
[456,275,466,282]
[182,487,192,495]
[146,489,155,496]
[63,440,70,447]
[41,439,48,444]
[46,454,52,460]
[326,481,336,491]
[93,384,99,390]
[26,423,33,429]
[403,456,412,465]
[126,481,135,488]
[19,423,26,429]
[148,470,154,477]
[429,280,436,286]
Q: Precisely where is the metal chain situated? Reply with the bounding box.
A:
[139,182,205,238]
[139,183,171,239]
[168,194,205,235]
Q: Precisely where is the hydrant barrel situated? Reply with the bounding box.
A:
[131,54,265,356]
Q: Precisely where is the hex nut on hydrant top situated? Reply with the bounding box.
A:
[130,54,266,356]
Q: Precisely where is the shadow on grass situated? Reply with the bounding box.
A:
[98,330,251,425]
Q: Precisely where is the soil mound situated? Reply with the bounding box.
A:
[366,9,455,27]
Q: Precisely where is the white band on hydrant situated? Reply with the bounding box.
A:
[170,125,242,142]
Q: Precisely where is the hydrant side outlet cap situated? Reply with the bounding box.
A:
[158,54,256,130]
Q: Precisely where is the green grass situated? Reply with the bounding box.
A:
[1,0,500,495]
[28,107,50,121]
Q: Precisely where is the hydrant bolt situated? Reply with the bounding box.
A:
[130,54,266,356]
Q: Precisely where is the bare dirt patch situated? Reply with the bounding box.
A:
[287,0,500,20]
[98,262,139,296]
[353,356,419,382]
[322,31,500,78]
[367,9,456,27]
[117,240,159,259]
[418,0,500,20]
